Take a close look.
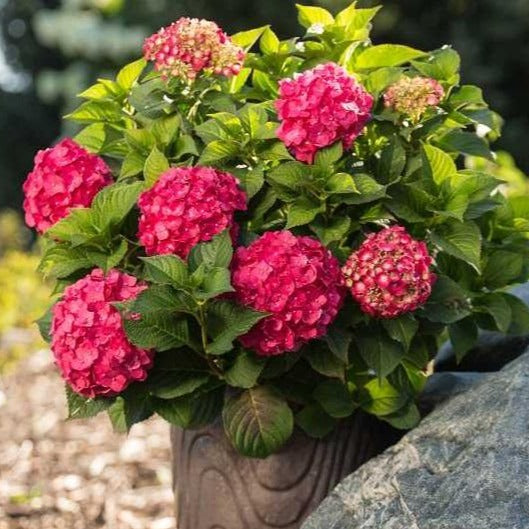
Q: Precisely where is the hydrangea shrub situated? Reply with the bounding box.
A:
[30,3,529,458]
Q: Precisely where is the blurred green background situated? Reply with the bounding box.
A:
[1,0,528,212]
[0,0,528,369]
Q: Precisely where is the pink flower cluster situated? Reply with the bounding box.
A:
[384,76,444,122]
[137,166,247,258]
[275,62,373,163]
[143,17,245,81]
[342,226,435,318]
[23,138,112,234]
[51,269,153,398]
[231,231,345,356]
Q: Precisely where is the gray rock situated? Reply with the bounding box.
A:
[302,349,529,529]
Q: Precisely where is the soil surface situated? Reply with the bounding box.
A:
[0,350,175,529]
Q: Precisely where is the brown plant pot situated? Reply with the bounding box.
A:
[171,412,399,529]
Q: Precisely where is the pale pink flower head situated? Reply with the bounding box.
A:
[384,76,444,122]
[342,226,436,318]
[275,62,373,163]
[231,231,345,356]
[23,138,112,234]
[143,17,245,81]
[137,166,247,258]
[51,269,153,398]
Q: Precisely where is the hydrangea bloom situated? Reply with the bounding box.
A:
[231,231,345,356]
[342,226,435,318]
[51,269,153,398]
[275,62,373,163]
[384,76,444,122]
[23,138,112,234]
[137,166,247,258]
[143,17,245,81]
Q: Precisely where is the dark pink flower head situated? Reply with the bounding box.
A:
[342,226,435,318]
[137,166,247,258]
[231,231,345,356]
[275,62,373,164]
[384,76,444,122]
[51,269,153,398]
[143,17,245,81]
[23,138,112,234]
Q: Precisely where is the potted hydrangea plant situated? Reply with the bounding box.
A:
[26,3,529,528]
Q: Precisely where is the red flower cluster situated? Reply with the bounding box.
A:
[384,76,444,122]
[143,17,245,81]
[342,226,435,318]
[275,62,373,163]
[51,269,153,398]
[231,231,345,356]
[137,166,247,258]
[23,138,112,234]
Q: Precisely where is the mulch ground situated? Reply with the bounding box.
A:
[0,349,176,529]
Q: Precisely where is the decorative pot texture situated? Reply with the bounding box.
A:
[171,412,399,529]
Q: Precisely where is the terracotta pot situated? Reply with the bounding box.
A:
[171,412,399,529]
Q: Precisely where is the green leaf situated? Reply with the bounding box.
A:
[150,373,212,399]
[231,26,269,50]
[475,293,512,333]
[431,220,482,273]
[91,181,144,230]
[356,44,425,69]
[131,285,197,316]
[124,314,191,352]
[199,267,234,300]
[188,230,234,271]
[175,135,199,158]
[239,104,269,138]
[117,58,146,90]
[357,334,404,378]
[326,173,359,194]
[86,238,128,272]
[296,4,334,28]
[107,391,153,433]
[140,254,189,287]
[74,123,107,152]
[448,317,478,362]
[66,100,122,123]
[422,275,471,324]
[78,81,118,101]
[120,151,145,179]
[66,386,113,419]
[206,300,268,355]
[144,146,169,187]
[267,162,306,190]
[198,140,239,164]
[36,306,53,343]
[422,144,457,185]
[295,403,337,439]
[313,380,355,418]
[365,67,403,97]
[224,349,266,389]
[483,251,524,289]
[286,197,324,229]
[324,326,353,363]
[436,131,493,161]
[310,217,351,246]
[154,387,223,428]
[503,294,529,335]
[259,27,280,54]
[222,386,294,458]
[448,85,486,108]
[38,245,92,278]
[377,136,406,183]
[382,315,419,352]
[341,174,386,204]
[315,141,343,168]
[151,114,181,146]
[412,48,460,81]
[382,401,421,430]
[305,344,345,378]
[360,378,407,417]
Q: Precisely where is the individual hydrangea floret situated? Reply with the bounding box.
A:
[342,226,435,318]
[275,62,374,163]
[143,17,245,81]
[137,166,247,258]
[231,231,345,356]
[384,76,444,122]
[23,138,112,234]
[51,269,153,398]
